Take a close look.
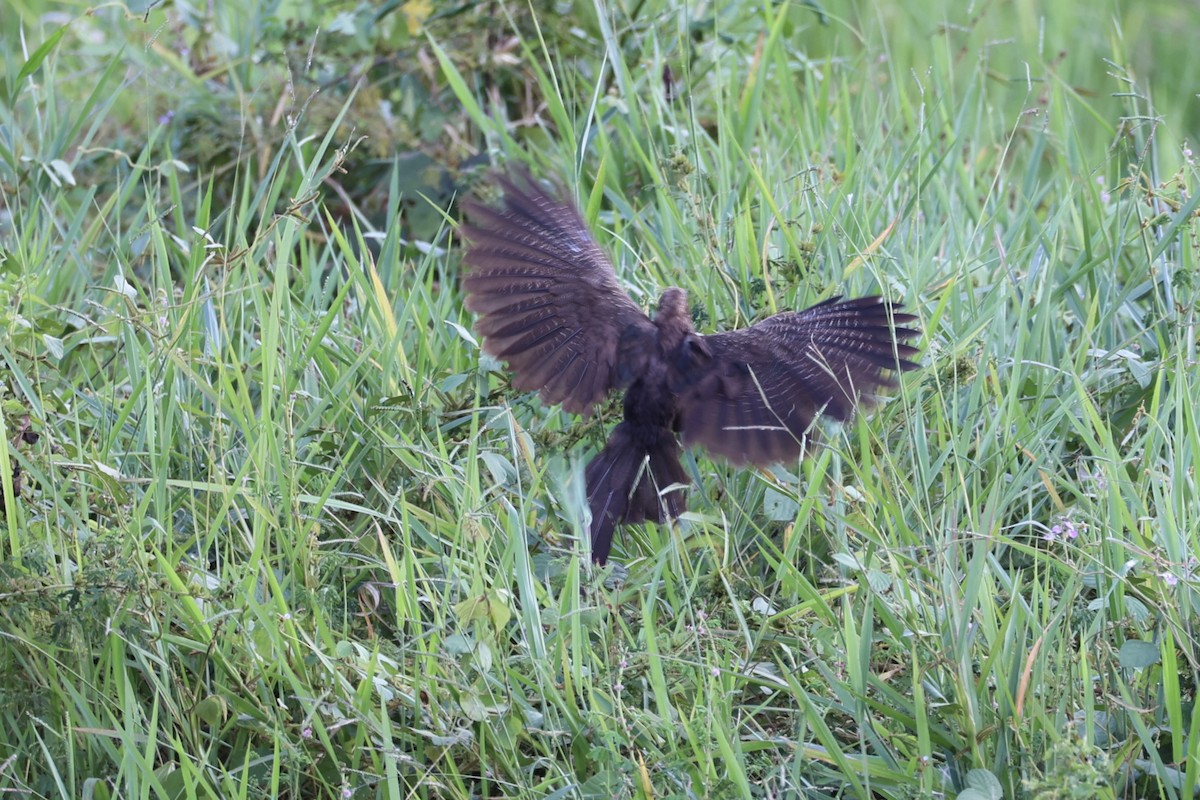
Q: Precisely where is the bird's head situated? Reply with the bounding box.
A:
[654,287,694,349]
[655,287,689,321]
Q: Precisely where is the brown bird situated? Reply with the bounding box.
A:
[460,170,921,564]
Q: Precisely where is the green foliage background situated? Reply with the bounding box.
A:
[1,0,1198,797]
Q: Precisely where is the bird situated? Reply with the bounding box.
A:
[459,169,921,565]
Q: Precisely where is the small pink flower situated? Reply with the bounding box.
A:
[1046,517,1086,542]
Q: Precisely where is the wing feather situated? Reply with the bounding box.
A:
[675,296,920,466]
[460,170,656,416]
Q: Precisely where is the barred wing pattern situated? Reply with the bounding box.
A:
[460,172,656,417]
[674,296,921,466]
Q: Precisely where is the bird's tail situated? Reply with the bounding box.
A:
[584,423,688,564]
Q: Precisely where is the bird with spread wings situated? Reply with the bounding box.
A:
[459,169,921,565]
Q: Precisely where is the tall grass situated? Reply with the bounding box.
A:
[1,0,1198,797]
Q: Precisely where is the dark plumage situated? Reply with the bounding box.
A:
[460,170,921,564]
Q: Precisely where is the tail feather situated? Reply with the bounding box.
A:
[584,423,688,564]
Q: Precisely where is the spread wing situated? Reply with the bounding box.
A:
[460,170,656,416]
[673,296,921,466]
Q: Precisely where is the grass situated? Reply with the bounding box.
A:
[1,0,1198,797]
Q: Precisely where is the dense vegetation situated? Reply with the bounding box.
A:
[2,0,1198,797]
